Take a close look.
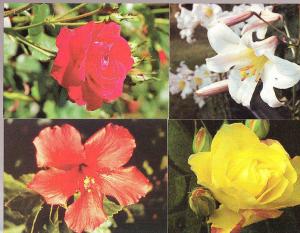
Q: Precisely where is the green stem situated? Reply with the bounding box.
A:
[154,18,169,25]
[11,16,31,24]
[53,6,104,23]
[55,3,88,20]
[151,8,169,14]
[4,29,56,57]
[30,205,43,233]
[11,21,45,31]
[283,20,296,57]
[4,3,33,17]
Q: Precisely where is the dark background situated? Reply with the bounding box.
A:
[4,119,167,233]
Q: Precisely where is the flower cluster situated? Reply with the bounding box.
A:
[176,4,300,109]
[169,62,218,108]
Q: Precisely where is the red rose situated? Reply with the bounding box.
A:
[51,22,134,111]
[28,124,152,233]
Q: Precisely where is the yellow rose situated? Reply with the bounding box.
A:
[188,123,300,233]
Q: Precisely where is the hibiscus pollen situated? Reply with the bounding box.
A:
[83,176,96,192]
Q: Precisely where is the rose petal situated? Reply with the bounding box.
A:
[84,123,136,170]
[98,166,152,206]
[68,86,85,106]
[82,82,103,111]
[188,152,212,186]
[28,168,80,205]
[65,189,107,233]
[33,124,84,169]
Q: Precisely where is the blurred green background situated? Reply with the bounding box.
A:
[4,3,169,119]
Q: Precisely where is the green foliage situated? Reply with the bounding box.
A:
[4,3,169,118]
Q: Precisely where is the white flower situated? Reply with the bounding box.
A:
[4,3,11,28]
[175,4,222,43]
[169,62,194,99]
[219,4,282,38]
[192,4,223,29]
[193,93,206,108]
[192,64,219,108]
[206,23,300,108]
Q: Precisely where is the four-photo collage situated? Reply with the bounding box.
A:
[3,2,300,233]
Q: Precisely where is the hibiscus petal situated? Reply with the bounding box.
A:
[207,23,241,54]
[28,168,80,205]
[65,189,107,233]
[33,124,84,169]
[228,69,257,108]
[99,166,152,206]
[263,55,300,89]
[84,123,136,169]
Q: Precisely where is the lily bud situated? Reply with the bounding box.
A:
[245,119,270,139]
[196,79,229,97]
[193,127,212,153]
[189,187,216,218]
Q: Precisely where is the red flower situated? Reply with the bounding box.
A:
[51,22,134,111]
[128,100,140,113]
[28,124,152,233]
[158,49,168,65]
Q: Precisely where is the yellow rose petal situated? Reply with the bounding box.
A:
[188,152,212,186]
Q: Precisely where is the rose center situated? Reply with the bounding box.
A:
[239,48,268,81]
[101,54,110,68]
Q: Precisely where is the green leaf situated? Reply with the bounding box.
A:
[16,54,42,74]
[6,191,43,217]
[4,34,18,64]
[168,167,187,210]
[28,4,50,37]
[103,197,122,217]
[168,120,193,172]
[4,172,27,203]
[4,92,34,102]
[28,33,57,61]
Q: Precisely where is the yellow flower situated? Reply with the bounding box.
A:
[188,123,300,233]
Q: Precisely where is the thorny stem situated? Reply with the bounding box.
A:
[4,3,33,17]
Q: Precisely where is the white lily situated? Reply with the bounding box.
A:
[192,4,223,29]
[220,4,282,38]
[206,23,300,108]
[169,62,194,99]
[175,4,222,43]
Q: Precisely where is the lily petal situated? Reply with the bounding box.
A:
[207,23,241,54]
[263,55,300,89]
[228,69,257,108]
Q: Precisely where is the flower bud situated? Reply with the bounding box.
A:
[245,119,270,139]
[193,127,212,153]
[189,187,216,218]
